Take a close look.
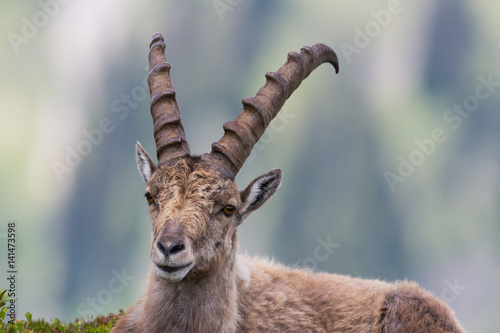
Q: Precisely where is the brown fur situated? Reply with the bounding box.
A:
[111,154,465,332]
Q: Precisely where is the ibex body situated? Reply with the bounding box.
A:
[111,33,465,332]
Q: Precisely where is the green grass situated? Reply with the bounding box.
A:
[0,311,122,332]
[0,288,122,332]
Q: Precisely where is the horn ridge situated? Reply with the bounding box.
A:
[148,33,190,164]
[210,43,339,178]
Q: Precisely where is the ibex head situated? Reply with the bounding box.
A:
[136,33,338,282]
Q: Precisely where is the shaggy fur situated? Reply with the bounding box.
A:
[111,149,465,333]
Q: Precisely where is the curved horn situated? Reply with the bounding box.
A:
[148,33,190,164]
[209,43,339,178]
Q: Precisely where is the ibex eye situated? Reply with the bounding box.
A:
[223,205,236,217]
[145,192,154,205]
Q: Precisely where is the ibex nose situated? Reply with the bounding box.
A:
[156,223,186,257]
[157,240,185,256]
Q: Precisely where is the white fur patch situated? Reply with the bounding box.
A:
[242,174,275,212]
[136,142,153,182]
[235,255,251,288]
[140,159,152,181]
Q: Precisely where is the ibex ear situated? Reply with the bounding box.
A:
[239,169,282,222]
[136,142,157,183]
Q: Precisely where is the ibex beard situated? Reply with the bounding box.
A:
[111,33,466,333]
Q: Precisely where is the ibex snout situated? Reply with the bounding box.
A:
[156,223,186,257]
[153,223,194,282]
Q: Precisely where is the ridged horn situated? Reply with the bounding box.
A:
[148,33,190,164]
[209,43,339,178]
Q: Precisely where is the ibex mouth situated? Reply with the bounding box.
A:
[154,262,194,281]
[157,262,192,273]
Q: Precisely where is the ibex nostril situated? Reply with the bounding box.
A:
[169,242,185,254]
[156,241,167,255]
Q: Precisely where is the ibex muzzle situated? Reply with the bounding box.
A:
[149,210,198,281]
[153,223,194,280]
[156,223,186,257]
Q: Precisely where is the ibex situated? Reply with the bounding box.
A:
[111,33,465,332]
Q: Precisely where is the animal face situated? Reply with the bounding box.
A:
[136,143,282,282]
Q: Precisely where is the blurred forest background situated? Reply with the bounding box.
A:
[1,1,499,331]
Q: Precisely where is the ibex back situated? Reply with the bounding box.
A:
[111,33,465,332]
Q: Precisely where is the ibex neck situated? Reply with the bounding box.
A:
[140,252,241,332]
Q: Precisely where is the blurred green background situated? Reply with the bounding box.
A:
[1,1,499,331]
